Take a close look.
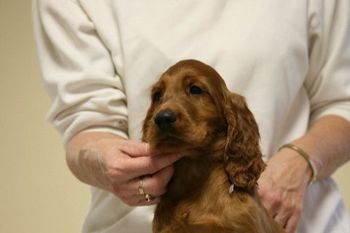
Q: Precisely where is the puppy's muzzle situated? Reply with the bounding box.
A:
[154,109,177,130]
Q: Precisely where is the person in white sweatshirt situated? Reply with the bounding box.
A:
[33,0,350,232]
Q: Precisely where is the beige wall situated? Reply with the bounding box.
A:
[0,1,349,233]
[1,1,89,232]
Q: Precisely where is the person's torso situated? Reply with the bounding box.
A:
[76,1,349,233]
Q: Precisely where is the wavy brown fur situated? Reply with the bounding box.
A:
[143,60,285,233]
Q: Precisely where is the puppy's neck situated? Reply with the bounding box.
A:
[162,136,225,199]
[170,158,214,200]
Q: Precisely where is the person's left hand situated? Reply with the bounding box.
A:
[257,147,311,233]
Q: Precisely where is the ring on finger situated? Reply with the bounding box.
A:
[138,177,154,203]
[145,193,154,202]
[138,177,145,195]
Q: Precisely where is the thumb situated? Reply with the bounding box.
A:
[119,140,152,157]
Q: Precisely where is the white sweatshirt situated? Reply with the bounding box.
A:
[33,0,350,232]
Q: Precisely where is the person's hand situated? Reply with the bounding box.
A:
[67,132,181,206]
[257,147,311,233]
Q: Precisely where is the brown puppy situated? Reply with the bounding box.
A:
[143,60,284,233]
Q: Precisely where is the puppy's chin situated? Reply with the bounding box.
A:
[148,136,201,158]
[149,139,185,155]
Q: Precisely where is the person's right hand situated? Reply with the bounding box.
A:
[66,131,181,206]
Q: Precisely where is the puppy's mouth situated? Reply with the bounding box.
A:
[144,109,208,155]
[146,124,203,157]
[149,128,191,153]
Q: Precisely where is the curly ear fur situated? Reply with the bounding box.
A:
[224,93,266,191]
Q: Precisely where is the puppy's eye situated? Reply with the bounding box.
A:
[152,91,162,102]
[189,85,204,95]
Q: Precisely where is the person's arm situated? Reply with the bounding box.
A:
[33,0,180,205]
[292,115,350,180]
[33,0,128,144]
[258,0,350,232]
[258,116,350,232]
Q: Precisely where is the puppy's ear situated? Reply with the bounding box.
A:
[223,92,265,191]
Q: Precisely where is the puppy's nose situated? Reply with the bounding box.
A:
[154,110,177,130]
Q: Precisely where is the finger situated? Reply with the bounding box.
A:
[127,153,180,177]
[142,165,174,196]
[262,195,283,217]
[258,183,283,217]
[284,206,302,233]
[112,184,160,206]
[273,197,294,227]
[108,154,178,183]
[274,211,291,228]
[112,165,174,197]
[119,140,152,157]
[115,192,161,207]
[137,194,160,206]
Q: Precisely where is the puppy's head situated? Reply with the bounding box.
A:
[143,60,265,190]
[142,60,227,156]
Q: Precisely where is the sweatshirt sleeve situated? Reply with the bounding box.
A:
[305,0,350,125]
[33,0,128,145]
